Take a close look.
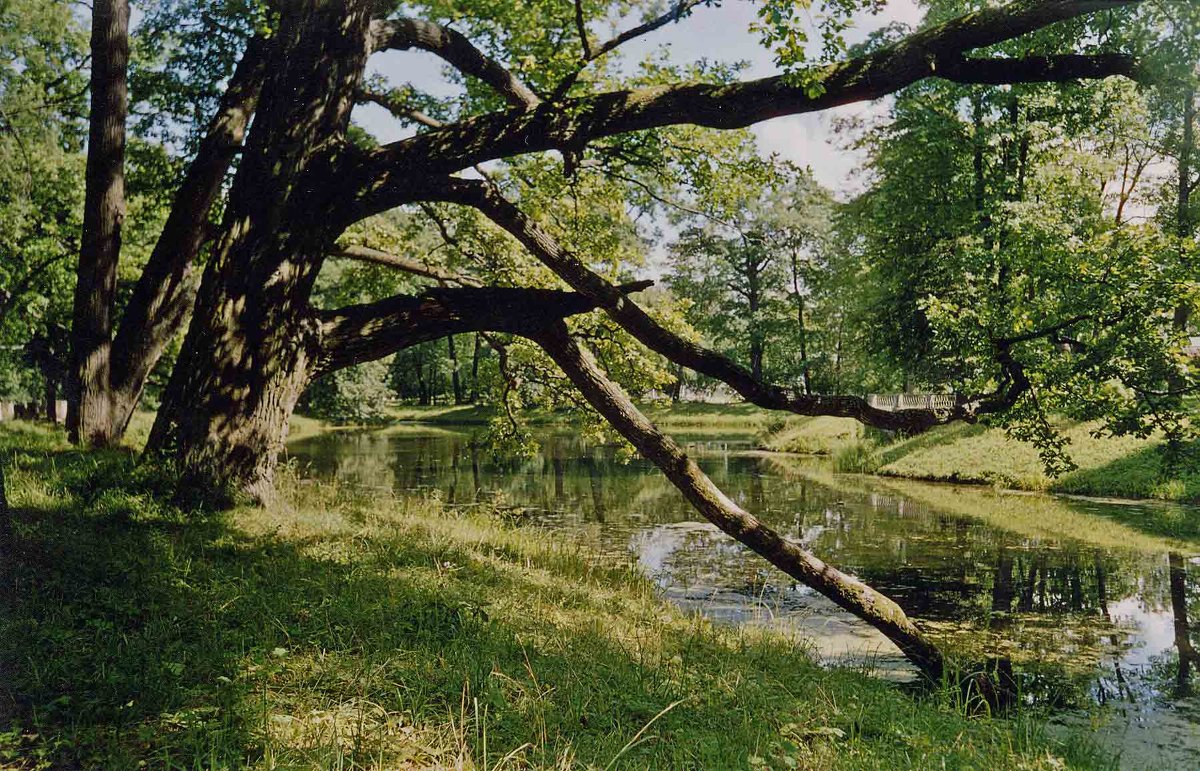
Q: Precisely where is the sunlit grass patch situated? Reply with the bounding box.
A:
[871,420,1200,503]
[761,416,866,455]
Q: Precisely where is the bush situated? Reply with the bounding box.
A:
[302,359,392,425]
[833,440,881,473]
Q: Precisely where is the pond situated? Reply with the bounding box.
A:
[288,425,1200,769]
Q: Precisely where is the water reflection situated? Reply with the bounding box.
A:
[288,427,1200,767]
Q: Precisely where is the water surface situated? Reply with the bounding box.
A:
[288,426,1200,769]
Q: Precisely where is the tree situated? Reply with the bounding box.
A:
[64,0,1153,678]
[839,51,1195,467]
[68,0,129,446]
[0,0,86,414]
[666,171,833,389]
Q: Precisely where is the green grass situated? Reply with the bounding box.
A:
[871,420,1200,503]
[0,422,1113,770]
[753,411,1199,503]
[760,417,867,456]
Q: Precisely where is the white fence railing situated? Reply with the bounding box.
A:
[0,400,67,422]
[865,393,958,412]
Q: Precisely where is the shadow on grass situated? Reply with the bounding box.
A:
[0,444,798,769]
[0,439,1114,770]
[1056,437,1200,509]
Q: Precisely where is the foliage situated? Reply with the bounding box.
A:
[0,0,87,399]
[835,61,1198,467]
[666,167,840,391]
[301,359,394,426]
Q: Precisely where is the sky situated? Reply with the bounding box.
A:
[357,0,926,195]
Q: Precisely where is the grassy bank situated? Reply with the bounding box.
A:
[0,423,1110,769]
[761,415,1198,504]
[314,401,1199,502]
[383,402,771,433]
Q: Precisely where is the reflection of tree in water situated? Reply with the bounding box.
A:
[1169,552,1200,695]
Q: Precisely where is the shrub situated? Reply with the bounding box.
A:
[833,440,881,473]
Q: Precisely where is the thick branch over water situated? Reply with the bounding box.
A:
[314,280,651,375]
[434,178,997,431]
[531,320,945,679]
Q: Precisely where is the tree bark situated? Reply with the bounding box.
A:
[43,379,58,424]
[746,253,765,382]
[148,0,380,500]
[1174,88,1196,336]
[68,0,129,447]
[790,248,812,394]
[469,333,481,402]
[530,320,945,679]
[105,37,268,440]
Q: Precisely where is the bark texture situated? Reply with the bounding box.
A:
[69,0,129,447]
[149,0,380,501]
[67,25,265,446]
[105,37,268,439]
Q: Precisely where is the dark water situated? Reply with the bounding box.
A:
[288,426,1200,769]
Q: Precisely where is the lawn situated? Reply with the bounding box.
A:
[0,422,1111,769]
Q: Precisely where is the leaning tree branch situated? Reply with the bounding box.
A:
[108,35,268,401]
[431,177,977,432]
[572,0,593,60]
[329,244,483,286]
[369,17,540,109]
[937,53,1139,84]
[313,280,652,375]
[588,0,711,63]
[529,320,945,679]
[345,0,1142,213]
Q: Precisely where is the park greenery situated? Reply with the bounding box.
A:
[1,0,1199,766]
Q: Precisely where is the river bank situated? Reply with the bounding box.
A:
[0,421,1115,769]
[365,403,1198,504]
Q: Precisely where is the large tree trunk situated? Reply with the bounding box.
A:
[148,1,377,500]
[531,320,945,680]
[68,0,129,447]
[105,38,267,441]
